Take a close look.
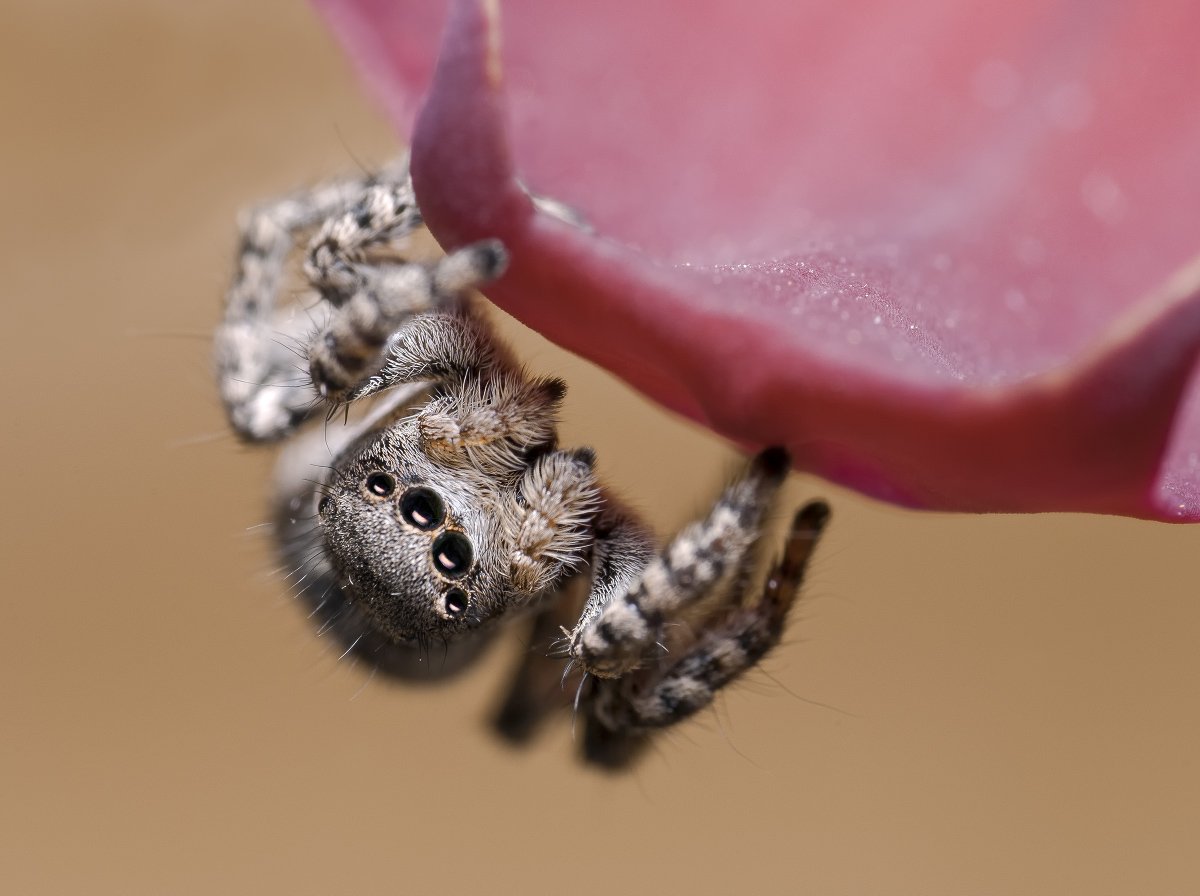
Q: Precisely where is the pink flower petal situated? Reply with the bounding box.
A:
[315,0,1200,520]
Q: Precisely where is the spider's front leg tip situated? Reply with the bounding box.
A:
[794,499,832,534]
[307,350,355,405]
[754,445,793,479]
[540,375,568,404]
[582,719,650,772]
[566,445,597,470]
[437,239,510,294]
[772,499,832,588]
[471,238,509,282]
[491,694,541,746]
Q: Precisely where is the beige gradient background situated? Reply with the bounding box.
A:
[4,4,1199,893]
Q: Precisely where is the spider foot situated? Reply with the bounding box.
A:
[581,498,830,769]
[569,446,792,680]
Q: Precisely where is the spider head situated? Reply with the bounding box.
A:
[315,428,599,643]
[317,463,504,642]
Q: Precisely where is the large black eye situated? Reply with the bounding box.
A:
[400,487,445,530]
[443,588,469,619]
[432,531,473,578]
[364,472,396,498]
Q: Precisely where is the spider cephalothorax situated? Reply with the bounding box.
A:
[216,158,829,768]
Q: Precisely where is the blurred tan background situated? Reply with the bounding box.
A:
[3,3,1199,893]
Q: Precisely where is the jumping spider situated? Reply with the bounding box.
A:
[215,158,830,768]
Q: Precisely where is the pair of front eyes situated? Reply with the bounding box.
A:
[363,471,472,619]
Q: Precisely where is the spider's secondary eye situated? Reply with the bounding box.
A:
[443,588,469,619]
[364,472,396,498]
[400,487,444,530]
[432,531,473,578]
[317,495,333,516]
